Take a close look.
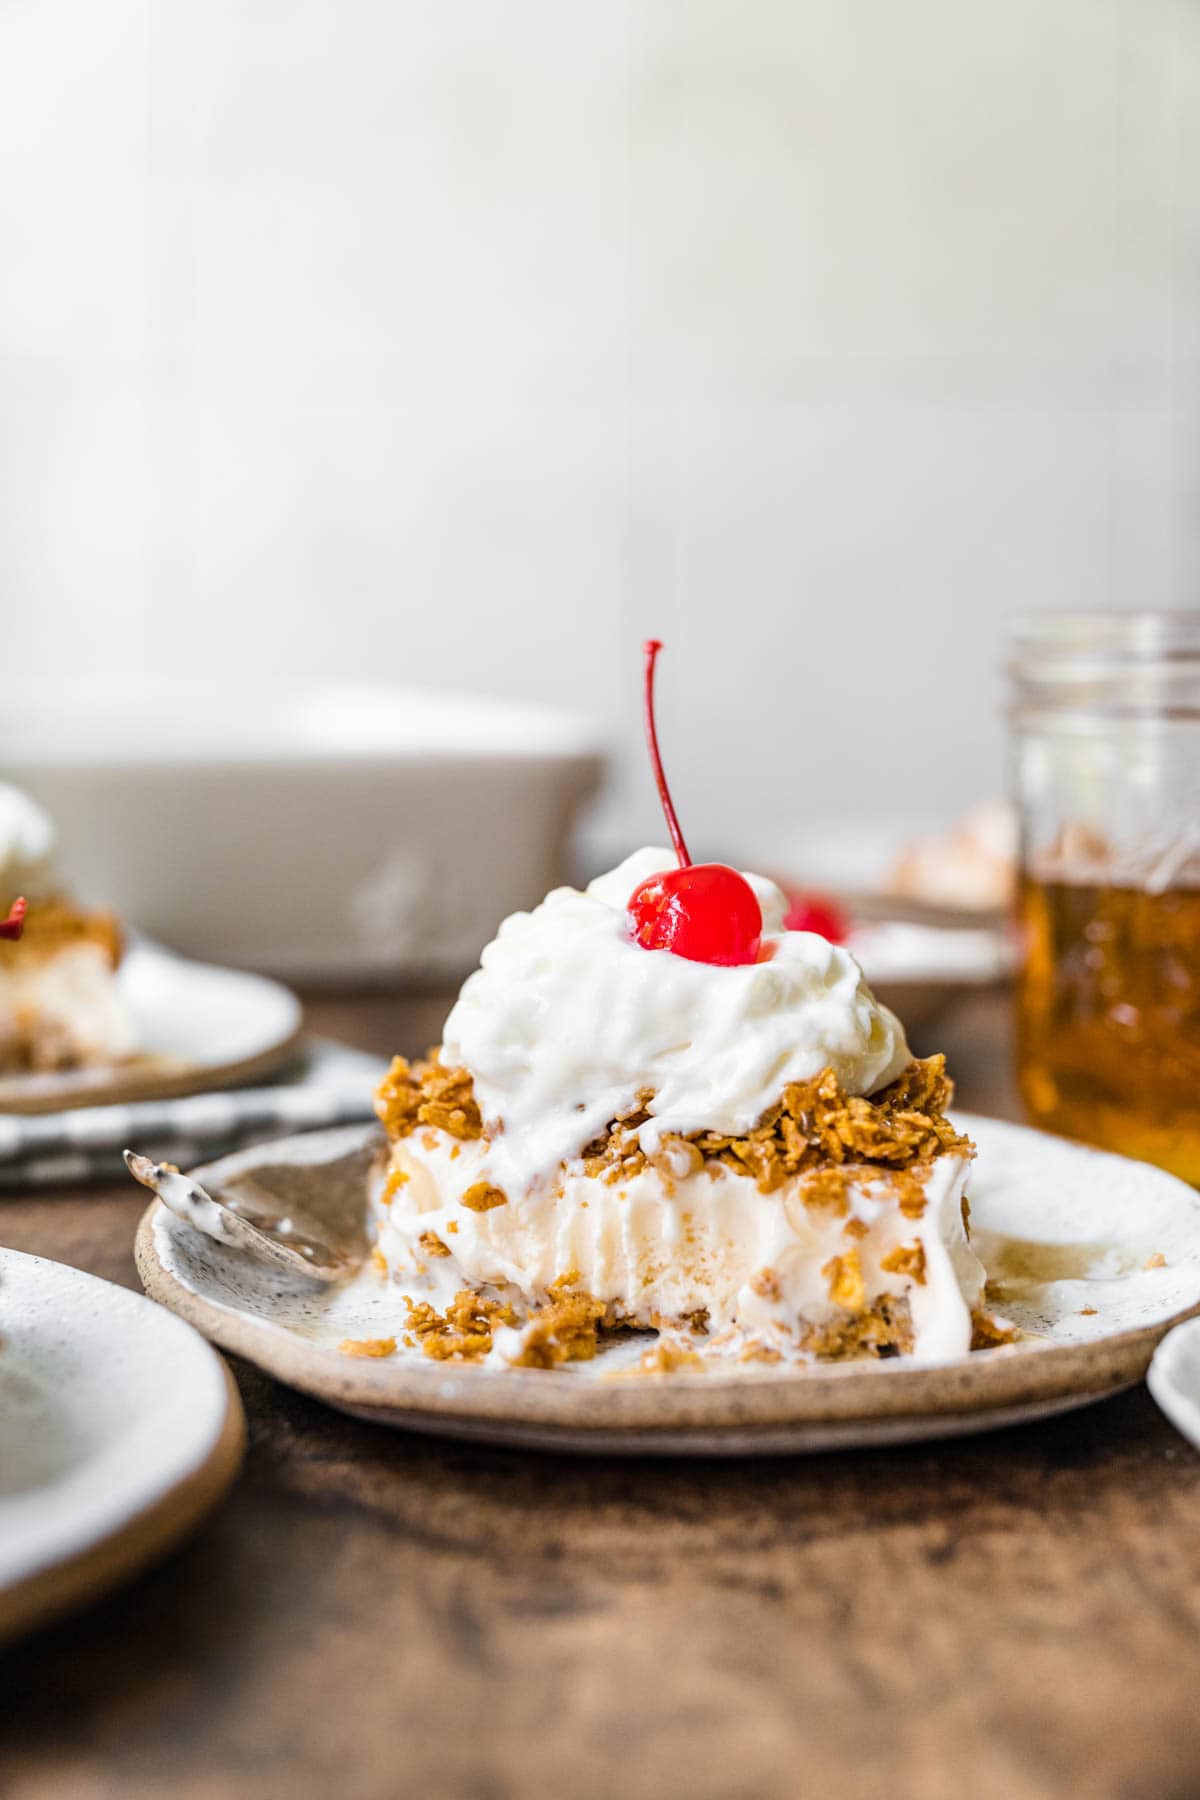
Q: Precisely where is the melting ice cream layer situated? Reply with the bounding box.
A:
[371,1131,984,1363]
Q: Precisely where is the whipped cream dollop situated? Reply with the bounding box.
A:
[0,783,56,900]
[442,847,910,1195]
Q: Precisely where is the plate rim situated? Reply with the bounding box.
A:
[1147,1314,1200,1450]
[0,941,303,1114]
[0,1253,245,1644]
[329,1383,1134,1456]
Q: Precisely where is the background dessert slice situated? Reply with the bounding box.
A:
[0,783,134,1072]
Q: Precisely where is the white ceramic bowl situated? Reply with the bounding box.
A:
[0,681,605,981]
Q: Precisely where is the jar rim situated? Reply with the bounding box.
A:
[1009,612,1200,720]
[1010,610,1200,665]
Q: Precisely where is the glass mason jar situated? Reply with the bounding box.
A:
[1009,612,1200,1184]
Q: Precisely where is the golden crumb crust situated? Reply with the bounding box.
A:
[0,894,123,970]
[503,1275,609,1369]
[970,1310,1019,1350]
[398,1276,625,1368]
[337,1336,397,1359]
[635,1339,705,1375]
[385,1275,1014,1370]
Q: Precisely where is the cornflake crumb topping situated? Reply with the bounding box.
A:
[636,1339,704,1375]
[750,1267,782,1301]
[352,1285,1014,1370]
[338,1336,397,1358]
[375,1053,974,1202]
[880,1241,927,1285]
[379,1167,409,1205]
[404,1290,517,1362]
[799,1295,914,1359]
[461,1182,507,1213]
[822,1248,866,1311]
[375,1054,482,1142]
[506,1274,608,1369]
[970,1311,1018,1350]
[583,1055,971,1191]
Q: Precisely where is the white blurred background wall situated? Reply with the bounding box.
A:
[1,0,1197,864]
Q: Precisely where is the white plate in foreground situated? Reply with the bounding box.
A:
[0,1249,244,1642]
[1147,1316,1200,1450]
[135,1116,1200,1457]
[0,939,302,1113]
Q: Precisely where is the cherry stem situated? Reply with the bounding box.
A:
[0,896,27,941]
[643,639,691,868]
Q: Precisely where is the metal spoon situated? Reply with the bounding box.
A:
[125,1148,365,1283]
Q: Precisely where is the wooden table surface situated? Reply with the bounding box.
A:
[2,990,1199,1800]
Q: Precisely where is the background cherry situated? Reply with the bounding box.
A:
[782,890,849,943]
[0,897,27,941]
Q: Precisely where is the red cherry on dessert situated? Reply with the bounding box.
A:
[782,890,849,943]
[625,640,762,967]
[629,863,762,966]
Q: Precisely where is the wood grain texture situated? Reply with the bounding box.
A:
[2,991,1199,1800]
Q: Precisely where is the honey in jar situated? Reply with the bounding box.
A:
[1017,874,1200,1183]
[1010,611,1200,1183]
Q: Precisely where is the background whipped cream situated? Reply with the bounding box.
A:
[441,847,910,1195]
[0,783,56,900]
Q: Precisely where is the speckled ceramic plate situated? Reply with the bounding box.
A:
[0,1249,244,1642]
[134,1117,1200,1456]
[1147,1316,1200,1450]
[0,939,302,1113]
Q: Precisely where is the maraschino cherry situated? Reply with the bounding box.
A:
[627,641,763,966]
[0,897,27,941]
[782,890,848,943]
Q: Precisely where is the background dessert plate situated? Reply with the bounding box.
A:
[134,1117,1200,1455]
[846,915,1011,1033]
[0,939,302,1114]
[0,1248,244,1643]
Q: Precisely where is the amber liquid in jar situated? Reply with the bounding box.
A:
[1017,875,1200,1183]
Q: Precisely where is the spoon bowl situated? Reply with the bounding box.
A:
[124,1130,379,1283]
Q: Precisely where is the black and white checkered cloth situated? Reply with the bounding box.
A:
[0,1038,387,1190]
